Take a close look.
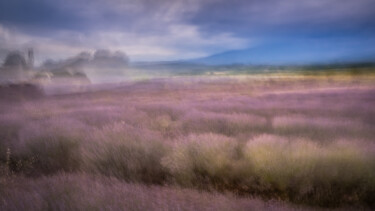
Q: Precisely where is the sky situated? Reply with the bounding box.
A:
[0,0,375,64]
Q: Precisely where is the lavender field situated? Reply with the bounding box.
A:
[1,74,375,210]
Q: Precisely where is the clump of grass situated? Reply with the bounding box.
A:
[243,135,375,206]
[86,122,169,184]
[0,113,24,161]
[162,133,239,188]
[0,148,12,179]
[271,115,373,141]
[138,103,186,121]
[162,133,375,207]
[0,173,297,211]
[181,110,266,136]
[7,118,86,175]
[18,135,81,175]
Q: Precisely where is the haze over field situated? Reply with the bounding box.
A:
[1,0,375,210]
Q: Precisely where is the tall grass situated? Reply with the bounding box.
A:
[84,122,170,184]
[181,110,267,136]
[1,77,375,208]
[0,174,297,211]
[162,133,238,187]
[243,135,375,206]
[161,133,375,206]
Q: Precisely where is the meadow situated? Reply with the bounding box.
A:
[1,73,375,210]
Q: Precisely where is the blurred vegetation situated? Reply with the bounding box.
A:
[1,75,375,209]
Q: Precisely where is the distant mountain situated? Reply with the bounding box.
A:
[130,40,375,76]
[190,41,375,65]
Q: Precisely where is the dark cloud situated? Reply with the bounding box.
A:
[189,0,375,38]
[0,0,86,31]
[0,0,196,34]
